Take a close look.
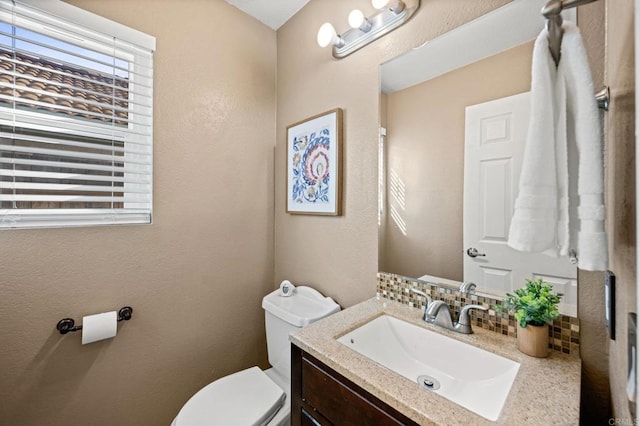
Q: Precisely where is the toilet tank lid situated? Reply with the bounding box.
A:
[262,286,340,327]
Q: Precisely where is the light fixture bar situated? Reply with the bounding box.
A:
[332,0,420,59]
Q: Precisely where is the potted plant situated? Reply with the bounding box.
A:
[500,278,562,358]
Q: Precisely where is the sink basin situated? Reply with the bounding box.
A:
[336,315,520,421]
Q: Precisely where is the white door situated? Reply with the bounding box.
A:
[463,92,577,316]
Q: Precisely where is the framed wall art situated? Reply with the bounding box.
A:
[286,108,343,215]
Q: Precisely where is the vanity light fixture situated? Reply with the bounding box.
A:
[316,0,420,59]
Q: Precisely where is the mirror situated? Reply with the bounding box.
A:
[378,0,578,315]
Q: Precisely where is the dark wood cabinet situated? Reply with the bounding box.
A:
[291,344,420,426]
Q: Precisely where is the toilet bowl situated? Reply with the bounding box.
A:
[172,286,340,426]
[171,367,287,426]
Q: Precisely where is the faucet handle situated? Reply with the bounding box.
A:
[410,288,433,306]
[459,281,477,295]
[458,304,488,326]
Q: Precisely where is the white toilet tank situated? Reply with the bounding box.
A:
[262,286,340,379]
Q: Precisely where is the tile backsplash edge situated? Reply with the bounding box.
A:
[376,272,580,357]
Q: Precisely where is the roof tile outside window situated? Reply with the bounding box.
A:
[0,48,129,125]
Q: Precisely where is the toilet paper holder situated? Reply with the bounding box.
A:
[56,306,133,334]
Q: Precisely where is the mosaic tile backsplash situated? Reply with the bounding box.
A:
[377,272,580,357]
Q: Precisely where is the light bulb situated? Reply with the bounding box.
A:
[348,9,372,32]
[348,9,364,28]
[371,0,390,9]
[371,0,406,14]
[317,22,343,48]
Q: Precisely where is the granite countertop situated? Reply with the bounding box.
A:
[290,297,581,425]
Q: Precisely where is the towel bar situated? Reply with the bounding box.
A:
[543,0,600,66]
[542,0,608,111]
[596,86,609,111]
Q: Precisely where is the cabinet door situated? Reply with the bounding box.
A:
[291,344,419,426]
[302,357,409,425]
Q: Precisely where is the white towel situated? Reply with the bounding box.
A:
[507,29,559,253]
[561,22,607,271]
[508,22,608,271]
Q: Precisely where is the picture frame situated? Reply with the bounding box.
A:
[286,108,343,215]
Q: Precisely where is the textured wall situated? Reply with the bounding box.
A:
[275,0,510,308]
[277,0,611,421]
[0,0,618,424]
[606,0,637,422]
[383,41,533,280]
[575,1,612,423]
[0,1,276,425]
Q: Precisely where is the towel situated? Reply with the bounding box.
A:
[508,21,608,271]
[507,29,559,253]
[561,22,607,271]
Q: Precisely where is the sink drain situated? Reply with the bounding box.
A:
[417,375,440,391]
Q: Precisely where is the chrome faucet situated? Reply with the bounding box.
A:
[411,287,488,334]
[425,300,455,329]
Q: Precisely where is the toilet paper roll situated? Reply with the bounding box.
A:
[82,311,117,345]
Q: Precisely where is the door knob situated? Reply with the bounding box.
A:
[466,247,486,258]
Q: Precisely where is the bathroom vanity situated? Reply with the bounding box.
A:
[290,297,581,425]
[292,345,419,425]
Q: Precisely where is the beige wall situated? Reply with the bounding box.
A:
[278,0,613,422]
[571,3,613,423]
[606,0,637,421]
[0,0,623,424]
[382,42,533,280]
[276,0,510,308]
[0,1,276,425]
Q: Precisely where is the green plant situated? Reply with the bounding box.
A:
[499,278,562,328]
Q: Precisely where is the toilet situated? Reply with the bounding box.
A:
[172,286,340,426]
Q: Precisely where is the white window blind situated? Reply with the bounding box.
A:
[0,0,154,229]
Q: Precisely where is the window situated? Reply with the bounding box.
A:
[0,0,154,228]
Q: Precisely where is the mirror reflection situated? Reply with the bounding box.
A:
[378,2,578,316]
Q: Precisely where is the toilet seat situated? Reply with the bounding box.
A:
[174,367,285,426]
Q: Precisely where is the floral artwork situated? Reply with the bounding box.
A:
[286,109,343,215]
[291,132,330,203]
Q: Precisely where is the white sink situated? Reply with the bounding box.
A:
[336,315,520,421]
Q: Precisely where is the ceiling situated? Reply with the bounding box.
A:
[224,0,311,30]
